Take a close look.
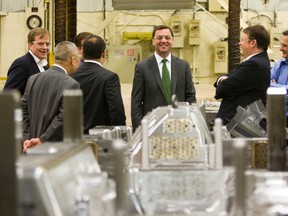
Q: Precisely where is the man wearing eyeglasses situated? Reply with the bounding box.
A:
[214,25,271,125]
[270,29,288,126]
[3,27,50,96]
[131,25,197,131]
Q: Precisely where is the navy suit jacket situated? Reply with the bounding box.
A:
[70,62,126,134]
[4,52,41,96]
[21,66,80,142]
[131,54,197,129]
[214,51,270,125]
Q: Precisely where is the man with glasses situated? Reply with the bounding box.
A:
[270,29,288,125]
[22,41,80,153]
[3,27,50,96]
[131,25,196,131]
[214,25,271,125]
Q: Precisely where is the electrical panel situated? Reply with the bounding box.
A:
[214,41,228,74]
[170,16,184,48]
[189,20,200,45]
[103,45,142,83]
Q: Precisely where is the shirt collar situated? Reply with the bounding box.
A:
[243,51,262,62]
[154,52,172,64]
[84,59,102,67]
[280,58,288,64]
[29,50,48,67]
[53,64,68,74]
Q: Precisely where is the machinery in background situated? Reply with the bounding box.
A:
[17,143,114,216]
[214,40,228,74]
[103,45,142,83]
[2,87,288,215]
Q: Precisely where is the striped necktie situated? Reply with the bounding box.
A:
[162,59,171,104]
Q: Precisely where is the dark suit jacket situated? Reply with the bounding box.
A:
[3,52,41,96]
[70,62,126,134]
[131,54,197,129]
[214,51,270,125]
[21,66,80,142]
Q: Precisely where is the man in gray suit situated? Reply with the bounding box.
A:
[131,25,197,130]
[22,41,81,152]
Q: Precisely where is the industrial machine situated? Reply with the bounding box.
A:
[2,87,288,216]
[17,143,116,216]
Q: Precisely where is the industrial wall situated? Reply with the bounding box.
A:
[0,0,288,91]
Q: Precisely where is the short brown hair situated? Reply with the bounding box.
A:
[74,32,94,48]
[152,25,174,38]
[27,27,50,43]
[243,25,270,51]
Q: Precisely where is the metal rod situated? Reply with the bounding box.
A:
[214,118,223,169]
[113,140,128,216]
[267,87,287,171]
[141,118,149,169]
[0,90,20,216]
[233,138,247,216]
[63,89,83,144]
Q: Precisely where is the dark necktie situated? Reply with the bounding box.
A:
[43,65,49,70]
[162,59,171,104]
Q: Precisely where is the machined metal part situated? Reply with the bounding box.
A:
[113,140,129,216]
[222,138,268,169]
[0,90,20,216]
[63,89,83,144]
[128,168,234,216]
[245,170,288,215]
[17,143,103,216]
[267,87,287,171]
[226,100,267,138]
[129,103,213,169]
[89,126,133,142]
[232,138,248,216]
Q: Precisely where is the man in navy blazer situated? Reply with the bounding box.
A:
[3,28,50,96]
[70,35,126,134]
[22,41,80,152]
[131,25,197,130]
[214,25,271,125]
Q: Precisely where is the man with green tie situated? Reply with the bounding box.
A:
[131,25,197,130]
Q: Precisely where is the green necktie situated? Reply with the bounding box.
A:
[162,59,171,104]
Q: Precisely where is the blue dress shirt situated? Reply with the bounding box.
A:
[270,59,288,117]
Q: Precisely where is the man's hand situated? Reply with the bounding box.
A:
[23,138,42,153]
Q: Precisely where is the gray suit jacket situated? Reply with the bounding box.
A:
[21,66,80,142]
[131,54,196,129]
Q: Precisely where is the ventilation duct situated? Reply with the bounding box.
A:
[112,0,195,10]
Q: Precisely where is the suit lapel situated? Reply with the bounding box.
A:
[149,56,165,95]
[171,55,177,94]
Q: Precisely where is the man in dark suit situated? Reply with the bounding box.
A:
[70,35,126,134]
[22,41,81,152]
[3,28,50,96]
[131,25,197,130]
[214,25,271,125]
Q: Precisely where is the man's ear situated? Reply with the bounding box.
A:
[251,39,257,48]
[102,49,106,58]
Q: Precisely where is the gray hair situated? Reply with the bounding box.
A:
[54,41,78,61]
